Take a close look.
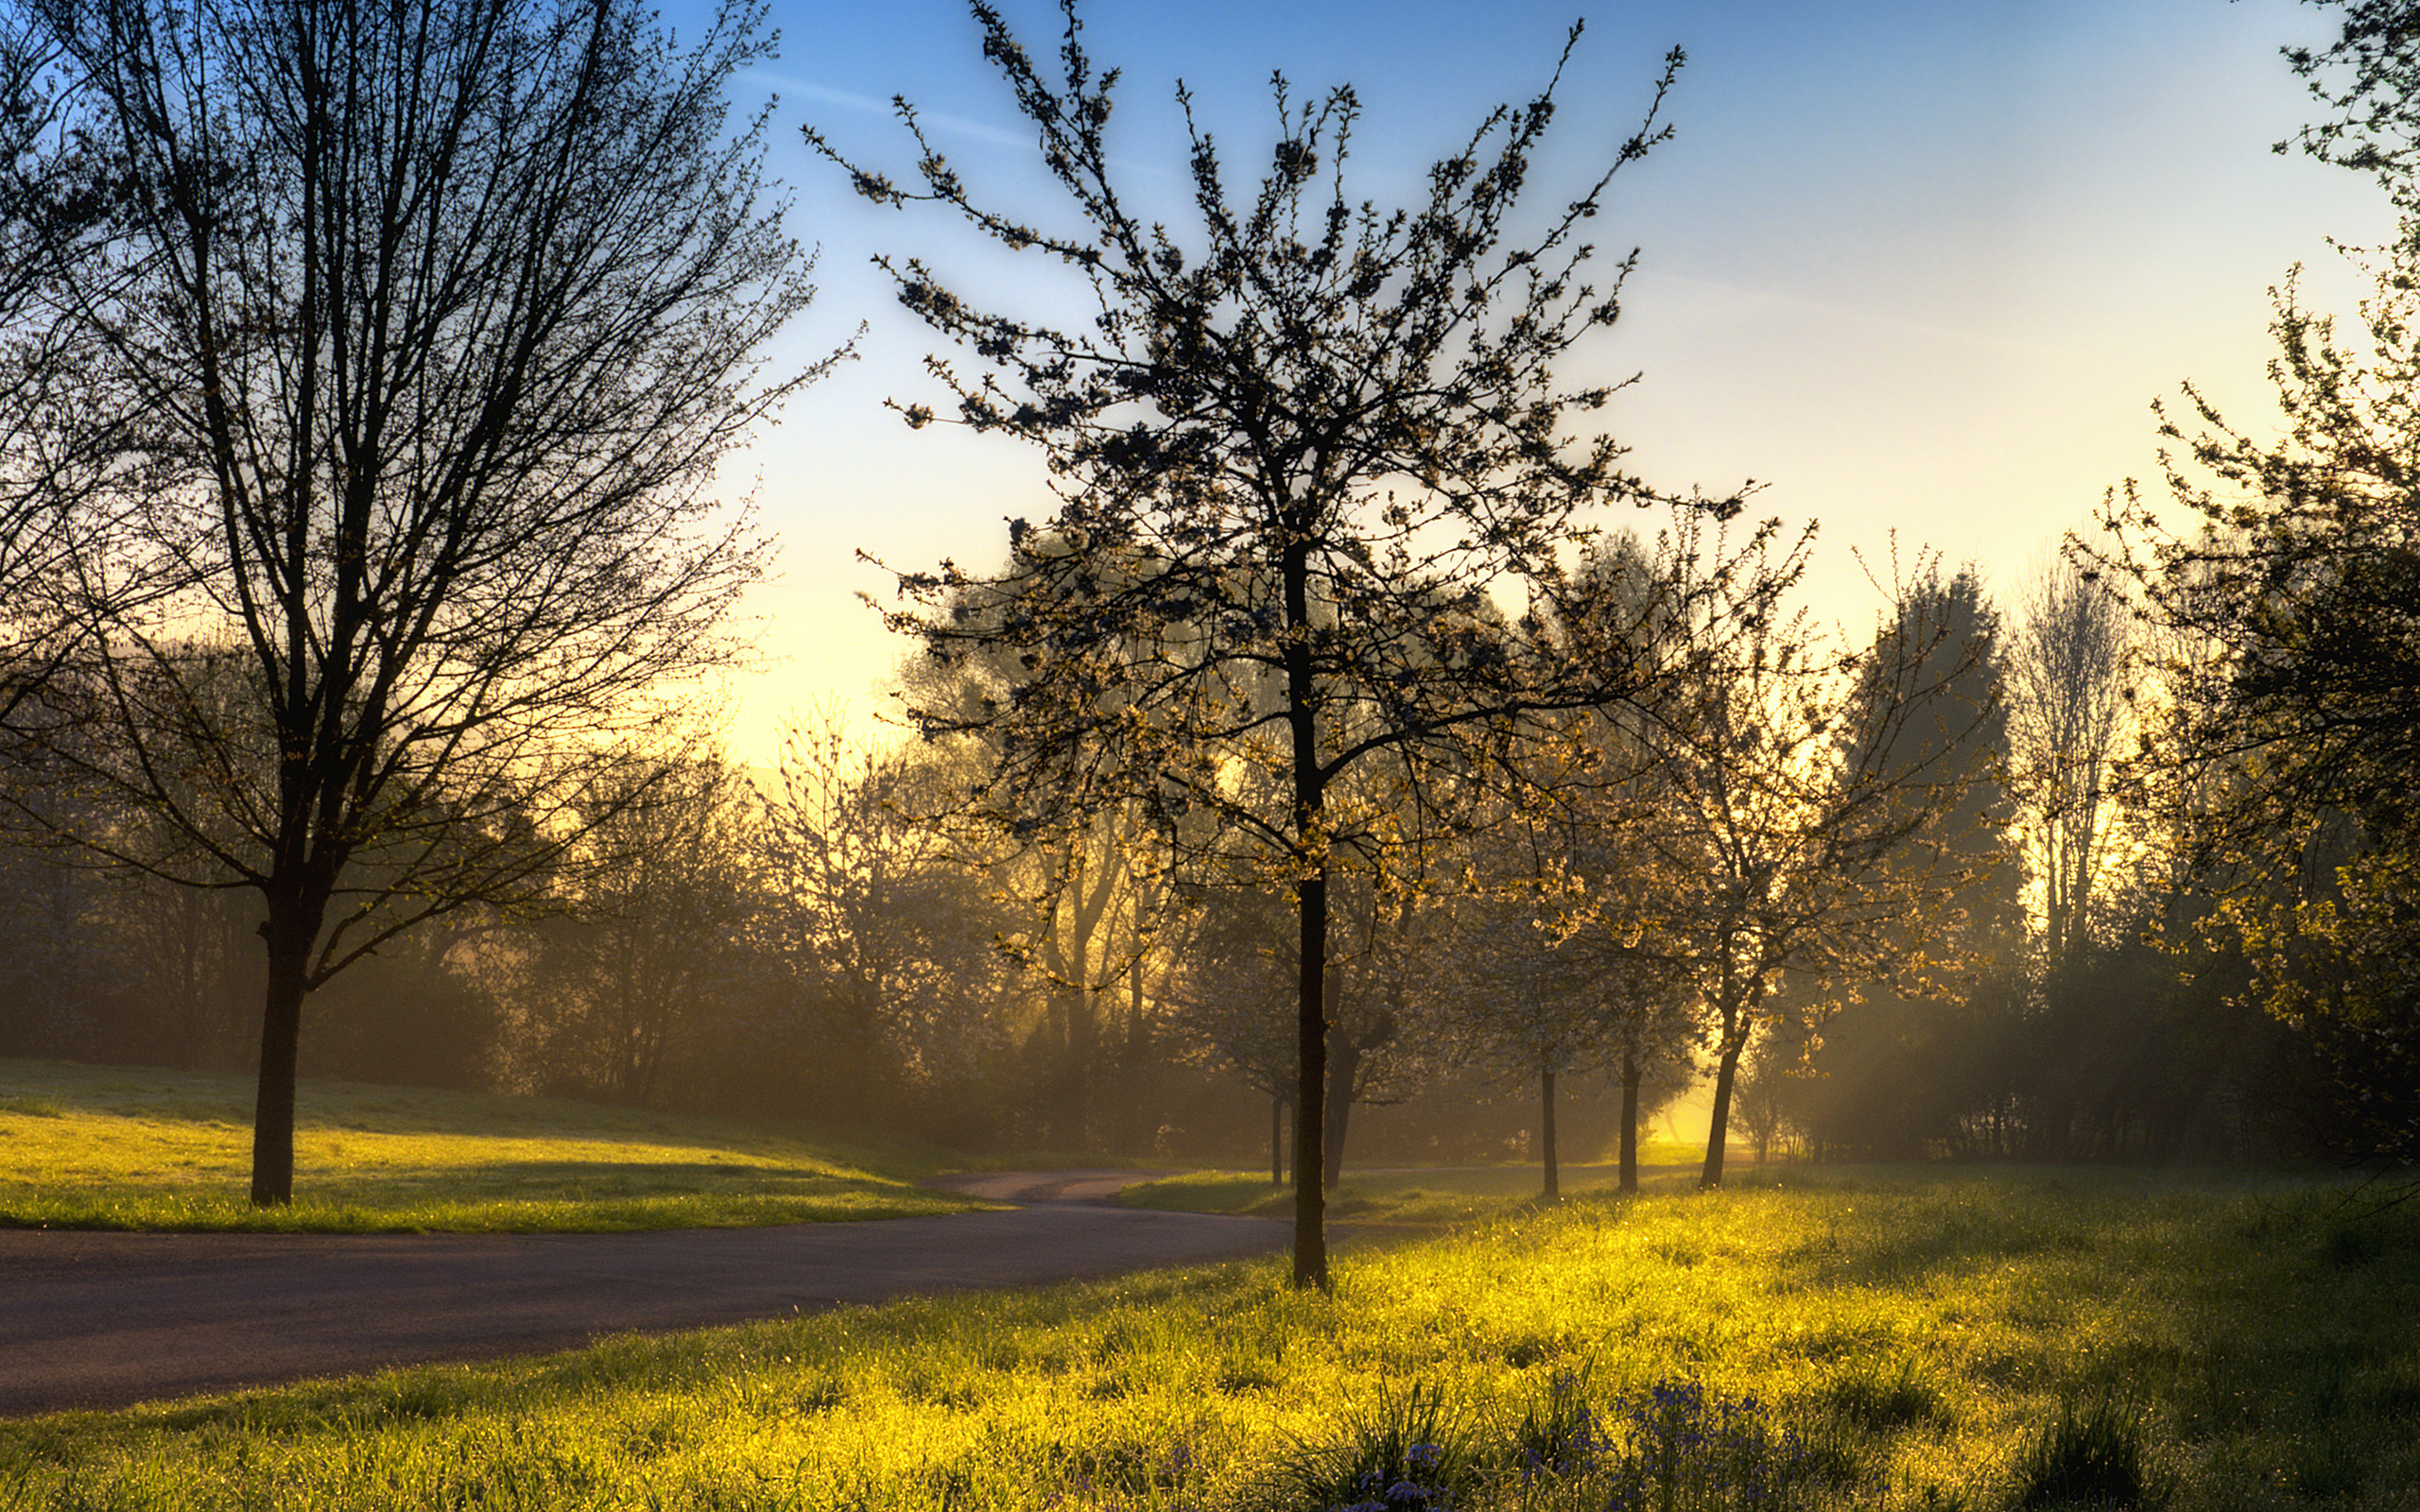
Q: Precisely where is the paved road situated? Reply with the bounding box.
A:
[0,1172,1288,1418]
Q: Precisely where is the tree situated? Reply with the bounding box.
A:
[2282,0,2420,211]
[1445,769,1691,1199]
[7,0,823,1204]
[997,796,1173,1153]
[2007,554,2133,969]
[0,13,112,722]
[1446,833,1615,1202]
[2094,243,2420,1163]
[1647,531,1999,1188]
[755,715,1012,1121]
[511,752,759,1108]
[1530,529,1703,1194]
[814,0,1744,1290]
[2077,0,2420,1169]
[1795,566,2019,1162]
[1166,882,1300,1183]
[1167,863,1443,1187]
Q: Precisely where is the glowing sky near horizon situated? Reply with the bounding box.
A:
[704,0,2391,765]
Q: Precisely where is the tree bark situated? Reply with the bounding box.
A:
[1293,861,1328,1289]
[1618,1046,1641,1194]
[1701,1040,1742,1190]
[250,901,322,1208]
[1540,1064,1560,1200]
[1323,1026,1359,1194]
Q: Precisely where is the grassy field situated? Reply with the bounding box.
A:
[1119,1148,1712,1225]
[7,1163,2414,1508]
[0,1058,990,1231]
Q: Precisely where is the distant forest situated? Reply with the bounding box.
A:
[0,545,2359,1174]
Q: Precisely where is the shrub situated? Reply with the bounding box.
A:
[2014,1394,2153,1508]
[1510,1368,1608,1480]
[1279,1382,1478,1511]
[1828,1356,1948,1431]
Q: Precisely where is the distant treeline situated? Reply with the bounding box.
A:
[0,557,2363,1172]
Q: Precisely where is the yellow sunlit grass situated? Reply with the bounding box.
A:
[7,1163,2411,1508]
[0,1059,989,1231]
[1120,1154,1709,1225]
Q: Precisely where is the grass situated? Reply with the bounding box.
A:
[0,1058,992,1232]
[9,1163,2415,1507]
[1117,1148,1720,1226]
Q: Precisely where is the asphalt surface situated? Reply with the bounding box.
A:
[0,1171,1288,1418]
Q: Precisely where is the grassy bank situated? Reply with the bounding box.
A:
[0,1058,989,1232]
[9,1165,2413,1508]
[1119,1147,1711,1225]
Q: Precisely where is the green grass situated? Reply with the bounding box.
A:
[9,1164,2413,1507]
[0,1058,992,1232]
[1118,1150,1717,1225]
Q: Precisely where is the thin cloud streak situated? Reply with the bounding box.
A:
[739,69,1033,150]
[739,68,1173,181]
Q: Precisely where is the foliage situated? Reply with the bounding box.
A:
[8,1167,2416,1507]
[2282,0,2420,210]
[813,0,1745,1287]
[0,1057,983,1231]
[2092,207,2420,1162]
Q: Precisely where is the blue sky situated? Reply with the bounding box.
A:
[706,0,2389,763]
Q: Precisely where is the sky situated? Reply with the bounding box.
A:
[697,0,2393,765]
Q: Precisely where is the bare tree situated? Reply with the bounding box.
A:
[2007,552,2132,966]
[755,716,1011,1112]
[8,0,826,1204]
[513,753,760,1108]
[0,14,132,727]
[814,0,1745,1290]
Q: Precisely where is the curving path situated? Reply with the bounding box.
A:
[0,1172,1287,1418]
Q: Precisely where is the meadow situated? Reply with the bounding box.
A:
[7,1160,2413,1509]
[0,1059,987,1231]
[1119,1150,1710,1226]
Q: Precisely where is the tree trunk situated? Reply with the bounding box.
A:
[1271,1095,1288,1184]
[1618,1047,1641,1194]
[1068,986,1098,1151]
[250,904,320,1207]
[1323,1025,1358,1194]
[1540,1063,1560,1201]
[1293,860,1328,1289]
[1125,954,1148,1153]
[1701,1039,1743,1191]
